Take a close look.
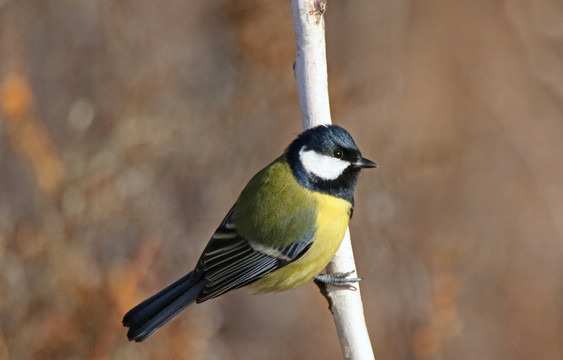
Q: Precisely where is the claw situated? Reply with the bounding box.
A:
[330,270,356,279]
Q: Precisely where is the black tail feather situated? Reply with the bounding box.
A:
[123,272,206,342]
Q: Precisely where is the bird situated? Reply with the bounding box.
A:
[122,124,377,342]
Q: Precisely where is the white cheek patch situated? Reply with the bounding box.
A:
[299,148,351,180]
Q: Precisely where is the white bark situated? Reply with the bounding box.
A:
[326,229,375,360]
[290,1,376,359]
[291,0,332,128]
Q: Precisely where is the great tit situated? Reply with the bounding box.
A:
[123,124,376,342]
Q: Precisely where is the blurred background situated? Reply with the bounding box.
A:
[1,0,563,359]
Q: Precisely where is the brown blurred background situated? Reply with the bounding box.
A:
[1,0,563,359]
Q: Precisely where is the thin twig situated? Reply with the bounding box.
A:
[290,1,375,359]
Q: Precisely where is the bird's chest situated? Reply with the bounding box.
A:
[251,193,351,293]
[306,193,352,267]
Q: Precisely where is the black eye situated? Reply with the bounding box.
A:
[333,149,343,159]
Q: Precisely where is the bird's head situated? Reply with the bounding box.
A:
[286,125,376,202]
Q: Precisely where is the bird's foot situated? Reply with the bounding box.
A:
[314,271,363,313]
[314,271,363,291]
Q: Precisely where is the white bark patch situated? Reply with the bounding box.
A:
[299,147,350,180]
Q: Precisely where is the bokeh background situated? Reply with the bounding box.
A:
[1,0,563,359]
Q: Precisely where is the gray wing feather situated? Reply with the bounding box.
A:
[195,209,314,302]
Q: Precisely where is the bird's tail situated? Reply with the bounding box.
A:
[122,271,206,342]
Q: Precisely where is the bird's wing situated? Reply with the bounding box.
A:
[195,206,315,302]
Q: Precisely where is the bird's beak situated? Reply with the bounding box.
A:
[355,157,377,169]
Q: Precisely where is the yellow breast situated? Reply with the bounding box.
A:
[251,191,352,293]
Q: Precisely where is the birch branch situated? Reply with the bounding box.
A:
[290,1,375,359]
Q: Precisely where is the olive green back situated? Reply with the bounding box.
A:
[231,155,316,248]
